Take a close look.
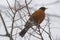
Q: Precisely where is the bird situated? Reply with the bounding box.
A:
[19,7,48,37]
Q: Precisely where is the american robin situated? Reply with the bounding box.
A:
[19,7,47,37]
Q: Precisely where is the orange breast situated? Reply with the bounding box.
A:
[29,9,45,25]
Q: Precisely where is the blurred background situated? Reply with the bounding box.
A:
[0,0,60,40]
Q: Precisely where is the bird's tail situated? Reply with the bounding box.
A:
[19,21,32,37]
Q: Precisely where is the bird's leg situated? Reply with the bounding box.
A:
[37,25,44,40]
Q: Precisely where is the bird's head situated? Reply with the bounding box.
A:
[40,7,48,11]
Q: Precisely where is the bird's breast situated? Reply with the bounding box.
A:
[31,10,45,24]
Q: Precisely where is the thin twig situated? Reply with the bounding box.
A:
[37,25,44,40]
[47,16,52,40]
[6,0,14,14]
[16,0,32,12]
[0,11,10,37]
[25,0,31,16]
[10,0,17,40]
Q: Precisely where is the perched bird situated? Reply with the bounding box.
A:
[19,7,47,37]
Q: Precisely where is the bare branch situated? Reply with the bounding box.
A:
[25,0,31,16]
[0,11,10,37]
[16,0,32,12]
